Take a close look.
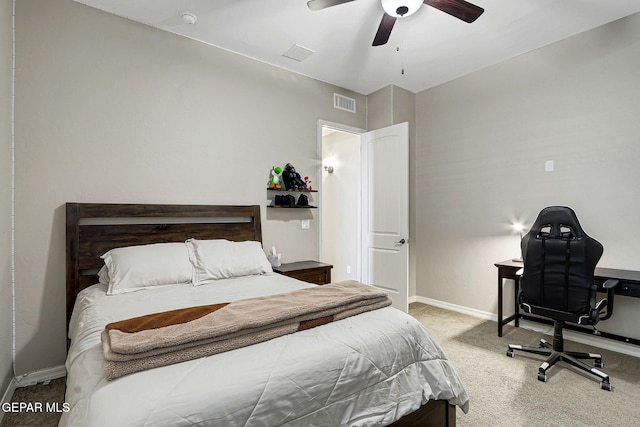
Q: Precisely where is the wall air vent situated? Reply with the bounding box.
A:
[333,93,356,113]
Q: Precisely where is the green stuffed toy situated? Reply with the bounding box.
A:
[268,166,283,189]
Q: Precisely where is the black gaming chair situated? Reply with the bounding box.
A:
[506,206,618,390]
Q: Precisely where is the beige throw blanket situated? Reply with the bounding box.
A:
[101,281,391,380]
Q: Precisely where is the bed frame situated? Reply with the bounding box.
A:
[65,202,456,427]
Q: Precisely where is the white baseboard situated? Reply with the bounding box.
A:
[411,296,640,358]
[14,365,66,388]
[412,295,497,321]
[1,377,17,424]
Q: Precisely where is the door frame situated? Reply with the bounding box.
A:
[316,120,365,279]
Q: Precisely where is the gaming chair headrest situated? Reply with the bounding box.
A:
[528,206,584,240]
[522,206,603,267]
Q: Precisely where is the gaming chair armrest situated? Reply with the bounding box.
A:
[599,279,619,321]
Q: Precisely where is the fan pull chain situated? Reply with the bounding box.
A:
[397,45,405,75]
[395,19,406,76]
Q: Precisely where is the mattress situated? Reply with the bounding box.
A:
[61,273,468,426]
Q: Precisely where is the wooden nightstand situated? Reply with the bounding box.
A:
[274,261,333,285]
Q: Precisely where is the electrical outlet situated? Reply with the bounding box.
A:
[301,220,310,229]
[346,266,351,274]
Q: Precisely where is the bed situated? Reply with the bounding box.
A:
[62,203,468,427]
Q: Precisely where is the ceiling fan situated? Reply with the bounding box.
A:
[307,0,485,46]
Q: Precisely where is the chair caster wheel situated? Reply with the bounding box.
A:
[595,359,603,368]
[537,373,547,382]
[506,350,514,358]
[601,381,612,391]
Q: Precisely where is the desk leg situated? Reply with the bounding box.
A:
[514,277,520,327]
[498,271,504,337]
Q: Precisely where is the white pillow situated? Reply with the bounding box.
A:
[101,242,193,295]
[185,239,272,285]
[98,265,110,285]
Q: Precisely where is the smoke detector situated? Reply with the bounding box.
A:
[181,12,197,25]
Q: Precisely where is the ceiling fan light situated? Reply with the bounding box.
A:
[381,0,422,18]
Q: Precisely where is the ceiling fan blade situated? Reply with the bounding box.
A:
[372,13,396,46]
[424,0,484,23]
[307,0,356,11]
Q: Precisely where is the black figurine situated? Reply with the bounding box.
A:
[282,163,307,191]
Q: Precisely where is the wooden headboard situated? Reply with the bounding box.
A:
[65,203,262,327]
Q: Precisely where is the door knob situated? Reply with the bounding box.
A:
[395,238,406,245]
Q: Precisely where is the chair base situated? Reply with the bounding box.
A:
[507,333,613,391]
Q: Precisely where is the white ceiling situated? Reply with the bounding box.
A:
[73,0,640,95]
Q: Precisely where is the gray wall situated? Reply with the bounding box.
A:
[1,0,14,394]
[13,0,366,374]
[415,12,640,339]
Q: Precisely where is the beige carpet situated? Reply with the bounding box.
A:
[3,304,639,426]
[410,302,640,427]
[1,378,64,426]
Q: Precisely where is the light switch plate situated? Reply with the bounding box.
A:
[545,160,554,172]
[301,219,310,229]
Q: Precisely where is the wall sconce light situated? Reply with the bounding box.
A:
[324,165,334,173]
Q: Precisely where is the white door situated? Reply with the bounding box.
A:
[361,122,409,312]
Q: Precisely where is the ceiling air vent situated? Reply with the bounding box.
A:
[333,93,356,113]
[282,44,314,62]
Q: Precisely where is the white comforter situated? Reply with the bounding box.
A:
[61,273,468,427]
